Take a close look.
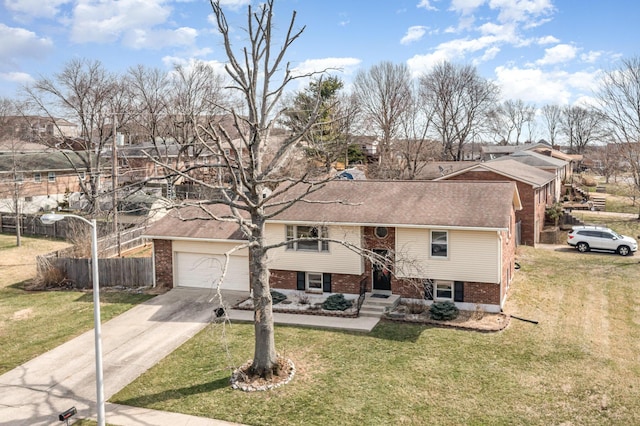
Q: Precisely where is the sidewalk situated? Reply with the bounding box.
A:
[0,288,379,425]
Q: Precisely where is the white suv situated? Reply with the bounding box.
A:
[567,226,638,256]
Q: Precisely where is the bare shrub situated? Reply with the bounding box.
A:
[297,292,310,305]
[405,301,426,314]
[31,262,69,290]
[472,304,485,320]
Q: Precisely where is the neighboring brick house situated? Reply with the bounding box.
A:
[146,180,522,313]
[0,148,94,214]
[435,159,556,246]
[490,150,568,201]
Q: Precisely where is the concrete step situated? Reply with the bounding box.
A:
[358,306,386,318]
[358,293,401,318]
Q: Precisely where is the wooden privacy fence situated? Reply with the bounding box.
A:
[38,256,153,289]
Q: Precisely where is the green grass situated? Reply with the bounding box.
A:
[112,247,640,425]
[0,284,154,375]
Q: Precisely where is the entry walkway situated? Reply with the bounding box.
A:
[0,288,380,425]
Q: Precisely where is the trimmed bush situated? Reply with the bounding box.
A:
[429,301,459,321]
[271,290,287,305]
[322,294,353,311]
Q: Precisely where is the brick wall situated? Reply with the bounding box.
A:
[269,269,365,294]
[464,281,501,305]
[153,239,173,289]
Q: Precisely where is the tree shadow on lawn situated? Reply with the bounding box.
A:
[113,376,230,407]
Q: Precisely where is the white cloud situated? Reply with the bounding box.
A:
[581,50,603,64]
[417,0,438,11]
[123,27,198,50]
[291,57,362,77]
[217,0,250,11]
[4,0,71,20]
[0,24,53,67]
[450,0,485,15]
[537,35,559,45]
[494,65,600,105]
[0,71,35,85]
[401,26,427,45]
[495,65,571,104]
[407,34,503,76]
[70,0,172,44]
[536,43,577,65]
[489,0,555,24]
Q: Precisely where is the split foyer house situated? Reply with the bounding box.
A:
[146,180,522,313]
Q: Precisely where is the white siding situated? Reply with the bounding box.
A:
[396,228,500,283]
[265,223,363,275]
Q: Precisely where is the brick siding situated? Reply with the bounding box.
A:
[153,239,173,289]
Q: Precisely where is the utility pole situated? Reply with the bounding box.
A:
[112,116,121,256]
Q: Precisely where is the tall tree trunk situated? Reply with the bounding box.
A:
[249,215,278,378]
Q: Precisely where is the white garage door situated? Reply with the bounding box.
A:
[175,252,249,291]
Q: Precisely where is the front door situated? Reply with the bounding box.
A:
[372,249,391,291]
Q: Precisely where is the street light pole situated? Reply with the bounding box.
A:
[40,213,105,426]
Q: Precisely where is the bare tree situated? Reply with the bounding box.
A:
[353,61,412,174]
[0,97,22,246]
[597,56,640,218]
[488,99,535,145]
[22,59,130,214]
[419,61,498,161]
[126,62,226,197]
[561,105,606,154]
[191,0,333,380]
[395,96,439,179]
[541,104,562,146]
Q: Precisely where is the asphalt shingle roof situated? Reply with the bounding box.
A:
[146,180,519,241]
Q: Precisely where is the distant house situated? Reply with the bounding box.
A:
[2,116,79,141]
[145,180,522,313]
[435,159,556,246]
[490,150,569,201]
[0,147,95,214]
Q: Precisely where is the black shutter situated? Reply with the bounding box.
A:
[424,280,433,300]
[297,272,305,290]
[454,281,464,302]
[322,273,332,293]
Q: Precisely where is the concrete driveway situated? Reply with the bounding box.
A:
[0,288,248,426]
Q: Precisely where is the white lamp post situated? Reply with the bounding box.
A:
[41,213,105,426]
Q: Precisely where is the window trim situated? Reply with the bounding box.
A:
[48,171,56,182]
[306,272,323,292]
[430,230,448,258]
[34,172,41,183]
[435,280,453,301]
[286,225,329,252]
[374,226,388,239]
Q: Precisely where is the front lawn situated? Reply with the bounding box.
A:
[112,246,640,425]
[0,233,154,375]
[0,285,154,375]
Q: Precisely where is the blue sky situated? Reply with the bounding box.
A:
[1,0,638,107]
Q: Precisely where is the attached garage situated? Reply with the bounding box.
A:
[174,252,249,291]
